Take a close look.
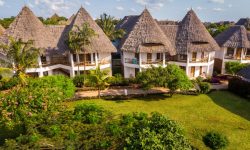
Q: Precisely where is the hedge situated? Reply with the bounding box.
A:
[228,77,250,99]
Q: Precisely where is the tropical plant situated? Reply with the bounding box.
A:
[225,61,248,75]
[0,38,41,84]
[87,66,110,98]
[67,23,97,79]
[96,13,125,41]
[203,131,229,150]
[198,82,211,94]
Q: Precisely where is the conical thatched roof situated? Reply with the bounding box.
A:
[215,25,250,48]
[68,7,116,53]
[236,18,250,30]
[1,6,52,48]
[118,9,175,55]
[66,14,75,25]
[175,10,219,54]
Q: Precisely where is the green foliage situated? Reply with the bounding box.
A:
[73,75,85,87]
[74,104,109,124]
[96,13,125,41]
[120,112,191,150]
[203,131,229,150]
[0,77,19,90]
[207,23,230,37]
[0,68,13,78]
[225,62,248,75]
[42,14,67,25]
[228,77,250,99]
[136,65,193,96]
[198,82,211,94]
[107,74,129,86]
[0,17,15,28]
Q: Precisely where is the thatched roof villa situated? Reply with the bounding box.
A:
[117,9,219,78]
[0,6,116,77]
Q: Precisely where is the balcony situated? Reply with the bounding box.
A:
[224,55,241,60]
[125,58,139,65]
[74,60,111,66]
[189,57,209,63]
[42,60,70,67]
[243,56,250,60]
[142,59,163,65]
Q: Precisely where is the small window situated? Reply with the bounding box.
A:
[73,54,77,62]
[41,56,46,63]
[227,48,234,56]
[157,53,162,60]
[43,71,48,76]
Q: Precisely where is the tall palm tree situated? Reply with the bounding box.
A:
[96,13,125,41]
[0,38,41,84]
[68,23,97,79]
[87,66,110,98]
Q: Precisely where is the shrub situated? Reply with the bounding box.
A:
[199,82,211,94]
[107,74,129,86]
[225,62,248,75]
[203,131,229,150]
[0,77,19,90]
[73,104,109,124]
[73,75,85,87]
[228,77,250,99]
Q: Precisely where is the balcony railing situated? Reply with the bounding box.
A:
[142,59,163,65]
[189,57,209,63]
[42,61,70,67]
[243,56,250,60]
[75,61,111,66]
[224,55,241,60]
[125,58,139,65]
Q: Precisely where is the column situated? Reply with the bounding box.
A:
[38,56,43,77]
[241,48,244,62]
[70,54,75,77]
[95,53,98,67]
[139,53,142,72]
[163,53,166,67]
[186,53,190,76]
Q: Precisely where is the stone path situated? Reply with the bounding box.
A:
[211,81,228,90]
[75,87,169,98]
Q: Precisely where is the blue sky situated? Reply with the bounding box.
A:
[0,0,249,22]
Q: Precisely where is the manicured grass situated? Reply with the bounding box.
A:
[66,91,250,149]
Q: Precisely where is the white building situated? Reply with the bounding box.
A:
[0,6,116,77]
[214,25,250,74]
[117,9,219,78]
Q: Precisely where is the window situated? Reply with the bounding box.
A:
[192,52,197,61]
[226,48,234,56]
[147,53,152,63]
[179,55,187,61]
[43,71,48,76]
[73,54,77,62]
[41,56,46,63]
[157,53,163,60]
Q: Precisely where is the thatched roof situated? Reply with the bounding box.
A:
[215,25,250,48]
[117,9,175,55]
[1,6,53,49]
[237,65,250,81]
[236,18,250,30]
[175,10,219,54]
[68,7,116,53]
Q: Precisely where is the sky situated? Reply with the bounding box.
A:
[0,0,249,22]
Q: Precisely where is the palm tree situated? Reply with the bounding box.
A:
[96,13,125,41]
[87,66,110,99]
[68,23,97,79]
[0,38,41,84]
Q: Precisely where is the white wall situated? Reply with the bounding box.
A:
[124,67,135,78]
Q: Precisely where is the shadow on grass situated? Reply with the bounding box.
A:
[103,93,171,102]
[208,91,250,121]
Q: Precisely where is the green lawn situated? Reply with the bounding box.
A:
[66,91,250,150]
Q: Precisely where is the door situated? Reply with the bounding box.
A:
[236,48,242,59]
[192,52,197,62]
[147,53,152,64]
[191,67,195,77]
[199,66,203,75]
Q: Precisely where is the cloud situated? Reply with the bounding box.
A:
[116,6,124,11]
[228,4,233,8]
[208,0,225,4]
[0,0,5,6]
[84,1,90,6]
[135,0,170,10]
[196,6,206,11]
[213,8,224,11]
[34,0,71,12]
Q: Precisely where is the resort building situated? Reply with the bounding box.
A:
[117,9,219,78]
[214,25,250,74]
[0,6,116,77]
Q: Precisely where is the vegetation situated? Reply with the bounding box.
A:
[0,38,41,84]
[228,77,250,99]
[87,66,110,98]
[67,91,250,149]
[136,65,193,96]
[67,23,97,76]
[107,74,129,86]
[225,61,248,75]
[203,131,229,150]
[0,17,15,28]
[198,82,211,94]
[39,14,67,25]
[207,23,230,37]
[96,13,125,41]
[0,77,19,90]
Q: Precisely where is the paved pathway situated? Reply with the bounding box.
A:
[211,81,228,90]
[76,87,169,98]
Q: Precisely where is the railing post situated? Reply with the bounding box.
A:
[95,53,98,67]
[163,53,166,67]
[139,53,142,72]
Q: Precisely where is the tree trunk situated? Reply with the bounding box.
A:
[98,87,101,99]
